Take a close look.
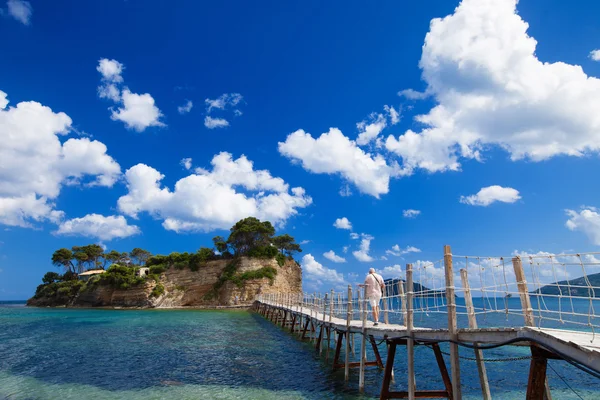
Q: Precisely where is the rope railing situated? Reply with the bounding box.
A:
[255,248,600,335]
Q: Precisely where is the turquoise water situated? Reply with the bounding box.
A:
[0,302,598,399]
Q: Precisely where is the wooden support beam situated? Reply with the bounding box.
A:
[380,341,397,400]
[359,285,368,391]
[431,343,453,399]
[370,335,384,369]
[406,263,416,400]
[527,346,549,400]
[345,285,352,382]
[290,313,297,333]
[444,245,462,400]
[301,318,310,340]
[315,325,324,353]
[460,269,491,400]
[333,331,344,369]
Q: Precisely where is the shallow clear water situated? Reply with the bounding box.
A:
[0,302,598,399]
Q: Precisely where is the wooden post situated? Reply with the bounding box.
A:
[513,257,552,400]
[460,269,491,400]
[345,285,352,382]
[399,279,407,326]
[326,289,334,362]
[359,285,368,391]
[320,293,328,354]
[383,282,389,324]
[406,264,415,400]
[527,346,549,400]
[444,245,462,400]
[512,257,535,327]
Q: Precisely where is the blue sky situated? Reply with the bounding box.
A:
[1,0,600,300]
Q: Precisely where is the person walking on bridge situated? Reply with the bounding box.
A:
[360,268,385,326]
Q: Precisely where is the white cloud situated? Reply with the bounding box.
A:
[0,91,8,109]
[55,214,140,241]
[117,152,311,232]
[111,89,165,132]
[97,59,164,132]
[397,88,429,100]
[180,158,192,170]
[0,90,121,227]
[565,207,600,245]
[460,185,521,206]
[7,0,31,25]
[386,0,600,175]
[323,250,346,263]
[96,59,124,83]
[300,240,311,245]
[333,217,352,230]
[205,93,243,113]
[204,116,229,129]
[356,113,387,146]
[350,232,360,240]
[402,209,421,218]
[386,245,421,257]
[177,100,193,114]
[342,246,349,253]
[301,254,345,285]
[278,128,397,198]
[384,105,401,125]
[377,264,403,279]
[353,236,375,262]
[590,50,600,62]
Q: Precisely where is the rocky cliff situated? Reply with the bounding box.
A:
[27,257,302,308]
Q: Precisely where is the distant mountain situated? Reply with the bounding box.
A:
[534,272,600,297]
[384,278,448,297]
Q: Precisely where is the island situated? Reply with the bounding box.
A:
[27,217,303,308]
[533,272,600,297]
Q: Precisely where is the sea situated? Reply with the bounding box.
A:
[1,299,599,400]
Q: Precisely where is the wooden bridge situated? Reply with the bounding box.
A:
[253,246,600,400]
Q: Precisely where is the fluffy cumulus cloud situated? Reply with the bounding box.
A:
[278,128,397,198]
[385,0,600,174]
[0,90,121,227]
[323,250,346,263]
[377,264,403,279]
[590,50,600,62]
[177,100,193,114]
[386,245,421,257]
[55,214,140,241]
[204,116,229,129]
[356,112,387,146]
[402,209,421,218]
[333,217,352,230]
[460,185,521,206]
[565,207,600,245]
[353,235,375,262]
[97,59,164,132]
[301,254,345,285]
[6,0,32,25]
[117,152,311,232]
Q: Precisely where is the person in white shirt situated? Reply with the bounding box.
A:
[360,268,385,326]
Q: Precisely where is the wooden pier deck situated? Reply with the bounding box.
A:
[253,246,600,400]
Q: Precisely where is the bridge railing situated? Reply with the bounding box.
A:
[256,247,600,335]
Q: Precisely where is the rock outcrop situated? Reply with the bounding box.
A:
[27,257,302,308]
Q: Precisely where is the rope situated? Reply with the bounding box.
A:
[548,362,585,400]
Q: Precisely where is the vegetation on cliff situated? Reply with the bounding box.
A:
[30,217,302,307]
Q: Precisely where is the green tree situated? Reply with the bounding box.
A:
[227,217,275,255]
[130,248,152,266]
[271,234,302,257]
[81,244,105,269]
[71,247,89,273]
[52,248,75,273]
[104,250,129,267]
[42,271,61,284]
[212,236,228,254]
